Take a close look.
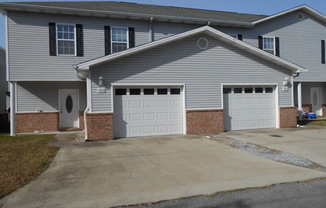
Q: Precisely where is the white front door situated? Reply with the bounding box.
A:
[59,89,79,128]
[311,87,322,116]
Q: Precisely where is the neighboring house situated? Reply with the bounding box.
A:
[0,46,9,132]
[0,2,323,140]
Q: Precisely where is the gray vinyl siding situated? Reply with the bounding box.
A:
[7,11,150,81]
[90,34,292,112]
[293,82,326,105]
[17,81,86,112]
[153,22,198,41]
[0,48,6,113]
[216,11,326,82]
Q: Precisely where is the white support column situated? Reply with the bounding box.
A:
[10,82,16,136]
[297,82,303,120]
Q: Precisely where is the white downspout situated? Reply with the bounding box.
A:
[10,82,16,136]
[84,73,92,141]
[149,17,153,42]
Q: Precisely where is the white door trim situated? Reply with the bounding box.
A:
[59,89,80,128]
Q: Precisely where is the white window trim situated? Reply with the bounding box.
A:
[111,26,129,53]
[262,36,276,55]
[56,23,77,56]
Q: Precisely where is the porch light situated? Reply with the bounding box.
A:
[283,77,289,86]
[98,76,104,87]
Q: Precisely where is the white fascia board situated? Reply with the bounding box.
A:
[77,26,307,74]
[252,5,326,25]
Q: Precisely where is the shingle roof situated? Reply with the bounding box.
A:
[7,1,267,24]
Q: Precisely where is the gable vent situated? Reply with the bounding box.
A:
[297,12,304,21]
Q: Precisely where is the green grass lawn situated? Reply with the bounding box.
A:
[299,119,326,126]
[0,133,59,199]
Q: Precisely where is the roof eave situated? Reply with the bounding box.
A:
[0,2,255,28]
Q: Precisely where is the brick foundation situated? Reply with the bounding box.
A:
[86,113,113,140]
[186,109,224,135]
[16,111,85,133]
[279,106,297,128]
[16,112,60,133]
[323,104,326,117]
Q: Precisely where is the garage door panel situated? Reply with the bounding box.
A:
[114,87,183,138]
[224,86,276,131]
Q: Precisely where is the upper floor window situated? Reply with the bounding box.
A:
[229,34,243,41]
[111,27,128,53]
[57,24,76,55]
[258,36,280,57]
[262,37,275,54]
[104,26,135,55]
[49,22,83,57]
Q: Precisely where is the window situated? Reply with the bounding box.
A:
[234,88,242,94]
[170,88,181,95]
[57,24,75,55]
[223,88,231,94]
[130,88,141,95]
[157,88,168,95]
[245,88,253,93]
[265,87,273,93]
[263,37,275,55]
[229,34,242,40]
[111,27,128,53]
[115,89,126,95]
[255,88,263,93]
[144,88,154,95]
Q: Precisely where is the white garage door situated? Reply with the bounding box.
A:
[223,86,276,131]
[113,87,183,138]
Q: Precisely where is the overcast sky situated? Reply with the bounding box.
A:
[1,0,326,49]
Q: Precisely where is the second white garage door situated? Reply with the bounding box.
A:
[113,87,183,138]
[223,86,276,131]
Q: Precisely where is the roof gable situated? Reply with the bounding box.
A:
[252,5,326,25]
[75,26,307,74]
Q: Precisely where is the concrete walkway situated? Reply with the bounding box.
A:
[1,131,326,208]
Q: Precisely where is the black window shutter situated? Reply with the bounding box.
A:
[258,36,263,50]
[128,27,135,48]
[275,37,280,57]
[322,40,325,64]
[237,34,243,41]
[76,24,83,57]
[49,22,56,56]
[104,26,111,55]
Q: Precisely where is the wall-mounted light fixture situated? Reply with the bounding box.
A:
[98,76,104,87]
[283,77,289,86]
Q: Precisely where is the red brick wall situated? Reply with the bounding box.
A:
[16,111,85,133]
[186,109,224,135]
[279,106,297,128]
[16,112,59,133]
[323,104,326,117]
[86,113,113,140]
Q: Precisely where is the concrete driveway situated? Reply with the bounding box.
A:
[222,125,326,167]
[1,130,326,208]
